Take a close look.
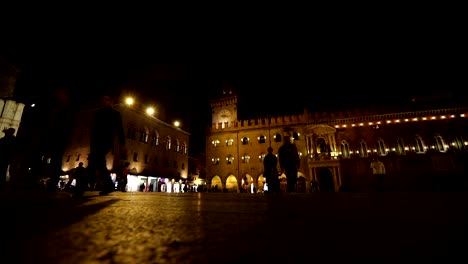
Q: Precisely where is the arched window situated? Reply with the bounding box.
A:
[359,140,368,158]
[376,138,387,156]
[212,139,220,147]
[317,138,328,153]
[293,132,300,140]
[227,155,234,164]
[396,137,406,155]
[340,141,350,158]
[413,135,426,153]
[242,154,251,163]
[259,153,266,162]
[164,136,171,150]
[226,138,234,146]
[139,129,149,143]
[181,143,187,155]
[434,134,447,152]
[212,157,220,165]
[151,132,159,146]
[258,135,266,144]
[274,133,282,142]
[173,139,180,152]
[242,137,249,145]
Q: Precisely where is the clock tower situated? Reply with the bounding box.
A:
[210,89,238,126]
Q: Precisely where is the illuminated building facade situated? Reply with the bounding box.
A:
[62,100,190,192]
[206,92,468,193]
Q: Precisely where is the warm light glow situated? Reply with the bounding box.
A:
[343,124,347,128]
[461,114,465,117]
[404,119,409,122]
[441,115,446,119]
[431,116,436,120]
[125,97,134,105]
[335,125,340,128]
[146,107,155,115]
[422,117,427,120]
[174,121,180,127]
[413,118,418,121]
[387,120,391,123]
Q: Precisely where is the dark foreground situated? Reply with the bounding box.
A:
[1,191,467,263]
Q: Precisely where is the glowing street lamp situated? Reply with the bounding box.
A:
[146,107,155,116]
[174,121,180,127]
[125,97,134,106]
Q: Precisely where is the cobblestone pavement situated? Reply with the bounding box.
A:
[1,191,467,263]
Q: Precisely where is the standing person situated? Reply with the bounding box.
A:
[71,162,87,197]
[0,128,18,191]
[117,161,130,192]
[278,134,300,193]
[370,157,386,192]
[88,95,126,195]
[263,146,279,193]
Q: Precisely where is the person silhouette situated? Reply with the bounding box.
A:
[263,146,279,193]
[88,95,126,195]
[278,134,300,193]
[0,128,18,191]
[71,162,87,197]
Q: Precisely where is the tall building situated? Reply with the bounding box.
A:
[0,59,24,135]
[205,91,468,193]
[62,99,190,192]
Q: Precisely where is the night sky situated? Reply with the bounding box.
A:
[3,40,466,156]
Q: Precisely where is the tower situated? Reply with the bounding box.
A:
[210,89,238,128]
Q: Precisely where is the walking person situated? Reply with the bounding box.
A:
[88,95,127,195]
[0,128,18,191]
[263,146,280,193]
[278,134,300,193]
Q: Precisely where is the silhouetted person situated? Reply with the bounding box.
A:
[278,134,300,193]
[117,161,130,192]
[370,157,386,192]
[0,128,18,190]
[263,146,279,193]
[88,95,126,195]
[71,162,87,197]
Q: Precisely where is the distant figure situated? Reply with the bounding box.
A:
[370,157,386,192]
[278,134,300,193]
[117,161,130,192]
[263,146,280,193]
[0,128,18,190]
[72,162,87,196]
[88,95,127,195]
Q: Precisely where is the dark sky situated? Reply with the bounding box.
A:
[4,40,466,155]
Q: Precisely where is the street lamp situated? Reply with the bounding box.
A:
[146,107,155,116]
[174,120,180,127]
[125,97,134,106]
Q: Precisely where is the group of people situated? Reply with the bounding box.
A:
[263,133,301,194]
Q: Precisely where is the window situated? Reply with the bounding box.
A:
[139,130,149,143]
[376,138,387,156]
[259,153,266,162]
[414,135,426,153]
[66,155,71,162]
[212,157,220,165]
[165,136,171,150]
[133,152,139,162]
[274,133,282,142]
[359,140,368,158]
[242,154,251,163]
[127,127,136,140]
[144,154,149,164]
[396,138,406,155]
[182,143,187,154]
[212,139,220,147]
[76,154,81,161]
[340,141,350,158]
[293,132,300,141]
[173,139,180,152]
[242,137,249,145]
[434,134,447,152]
[226,138,234,146]
[227,155,234,164]
[258,135,266,144]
